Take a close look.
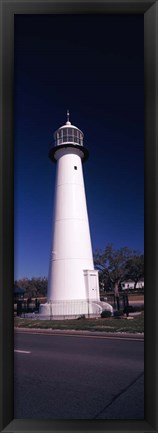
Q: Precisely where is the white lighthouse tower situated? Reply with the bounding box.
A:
[40,112,112,318]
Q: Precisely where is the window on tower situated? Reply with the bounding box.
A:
[68,128,73,142]
[63,129,67,139]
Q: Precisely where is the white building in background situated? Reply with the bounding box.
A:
[40,112,112,318]
[121,280,144,290]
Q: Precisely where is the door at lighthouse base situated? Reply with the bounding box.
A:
[84,270,100,301]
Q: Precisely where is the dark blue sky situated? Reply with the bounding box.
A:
[14,14,144,280]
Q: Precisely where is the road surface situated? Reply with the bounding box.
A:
[14,332,144,420]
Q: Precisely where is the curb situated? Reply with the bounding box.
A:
[14,327,144,340]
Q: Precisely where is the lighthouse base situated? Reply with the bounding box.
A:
[39,299,113,319]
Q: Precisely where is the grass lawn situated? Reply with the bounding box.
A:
[14,312,144,333]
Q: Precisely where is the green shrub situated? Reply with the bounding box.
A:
[114,309,124,317]
[101,310,112,318]
[77,314,86,320]
[132,305,144,312]
[123,305,144,314]
[123,306,134,314]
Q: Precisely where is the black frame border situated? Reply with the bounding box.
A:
[0,1,158,432]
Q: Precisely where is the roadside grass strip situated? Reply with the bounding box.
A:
[14,312,144,333]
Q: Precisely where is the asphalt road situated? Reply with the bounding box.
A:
[14,332,144,420]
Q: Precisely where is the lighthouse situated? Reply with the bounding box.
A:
[40,112,113,318]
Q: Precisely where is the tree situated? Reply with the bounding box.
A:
[124,254,144,289]
[94,244,142,297]
[14,277,48,298]
[94,244,130,296]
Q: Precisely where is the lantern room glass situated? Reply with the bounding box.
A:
[55,128,83,146]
